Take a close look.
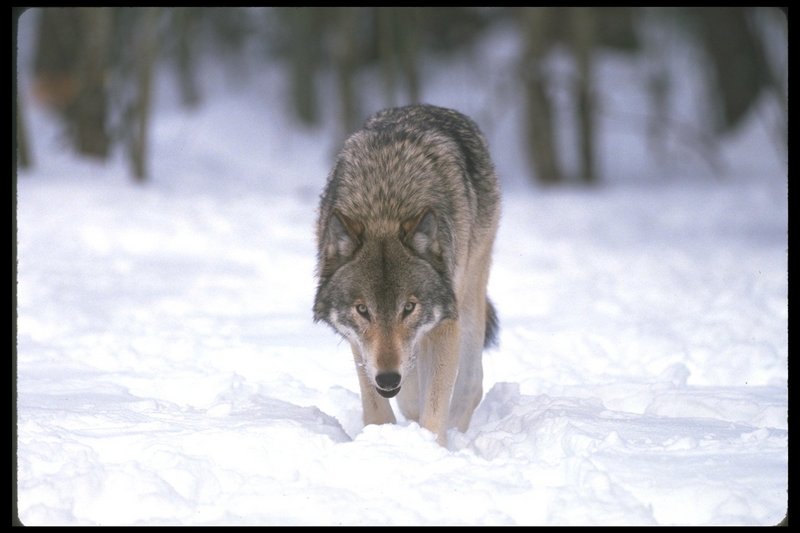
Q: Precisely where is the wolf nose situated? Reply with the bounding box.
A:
[375,372,401,390]
[375,372,401,398]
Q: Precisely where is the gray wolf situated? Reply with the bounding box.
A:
[313,104,501,445]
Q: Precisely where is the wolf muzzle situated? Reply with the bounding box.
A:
[375,372,401,398]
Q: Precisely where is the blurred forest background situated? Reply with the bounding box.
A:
[14,7,787,185]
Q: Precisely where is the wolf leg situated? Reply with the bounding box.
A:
[351,345,396,426]
[448,343,483,432]
[448,296,486,432]
[396,364,420,422]
[417,320,461,445]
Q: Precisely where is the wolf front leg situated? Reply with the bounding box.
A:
[417,320,461,446]
[447,288,489,432]
[351,345,396,427]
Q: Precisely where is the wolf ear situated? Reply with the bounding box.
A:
[324,211,363,266]
[401,210,441,259]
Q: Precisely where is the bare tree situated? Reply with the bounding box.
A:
[16,98,33,169]
[333,8,360,138]
[570,7,597,184]
[174,8,201,108]
[283,8,323,126]
[74,8,113,158]
[377,7,421,107]
[33,8,113,159]
[129,8,160,181]
[519,7,562,185]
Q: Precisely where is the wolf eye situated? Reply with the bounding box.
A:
[402,301,416,317]
[355,304,370,318]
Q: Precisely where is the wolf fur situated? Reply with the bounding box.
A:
[313,104,501,445]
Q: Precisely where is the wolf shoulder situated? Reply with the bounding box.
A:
[328,104,500,230]
[365,104,500,199]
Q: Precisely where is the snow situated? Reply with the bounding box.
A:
[15,9,787,526]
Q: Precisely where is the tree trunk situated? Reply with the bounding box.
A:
[175,8,200,109]
[287,8,320,126]
[335,7,359,138]
[16,98,33,170]
[398,7,421,104]
[71,8,112,159]
[377,7,397,107]
[130,8,159,182]
[520,8,562,185]
[571,7,597,184]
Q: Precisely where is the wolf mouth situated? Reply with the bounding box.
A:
[376,386,401,399]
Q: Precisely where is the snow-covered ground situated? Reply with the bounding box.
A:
[15,10,787,525]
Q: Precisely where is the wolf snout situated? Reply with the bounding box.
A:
[375,372,401,398]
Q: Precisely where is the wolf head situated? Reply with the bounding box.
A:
[313,210,457,398]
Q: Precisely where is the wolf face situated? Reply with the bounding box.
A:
[313,210,457,398]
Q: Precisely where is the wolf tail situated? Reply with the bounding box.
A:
[484,298,499,349]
